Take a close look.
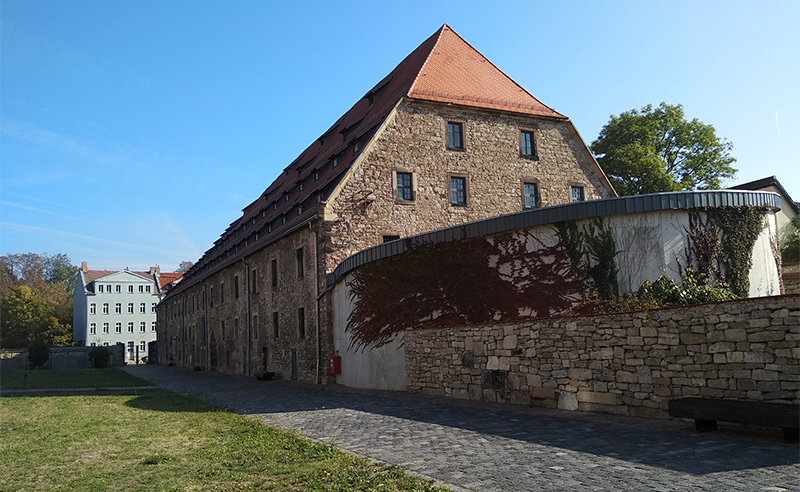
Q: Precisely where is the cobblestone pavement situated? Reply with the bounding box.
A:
[122,365,799,492]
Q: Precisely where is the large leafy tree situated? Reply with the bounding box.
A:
[591,103,737,196]
[0,253,77,347]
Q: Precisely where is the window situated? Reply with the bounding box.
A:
[139,341,146,352]
[140,322,146,333]
[450,176,467,206]
[251,269,258,293]
[298,307,305,339]
[128,322,134,333]
[221,320,226,340]
[128,303,134,314]
[571,186,585,203]
[383,235,400,243]
[98,284,104,293]
[271,259,278,288]
[103,323,109,334]
[151,303,157,313]
[115,303,122,314]
[128,285,134,293]
[520,130,537,158]
[253,315,258,339]
[146,285,151,293]
[210,286,214,307]
[151,322,156,332]
[127,341,134,353]
[234,275,239,299]
[447,122,464,150]
[296,248,304,279]
[140,303,146,314]
[523,182,538,209]
[396,172,413,201]
[90,303,96,315]
[115,322,122,334]
[273,311,279,338]
[139,285,144,293]
[102,303,109,315]
[116,285,121,293]
[220,282,225,303]
[90,323,96,335]
[103,342,109,346]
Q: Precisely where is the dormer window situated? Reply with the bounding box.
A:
[332,157,339,168]
[315,171,320,181]
[299,182,304,191]
[354,141,361,154]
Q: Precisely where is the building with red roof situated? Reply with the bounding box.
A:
[157,25,615,381]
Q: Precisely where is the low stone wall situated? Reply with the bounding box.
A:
[405,295,799,418]
[784,263,800,295]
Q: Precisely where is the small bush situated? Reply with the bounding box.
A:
[88,347,112,368]
[27,339,50,369]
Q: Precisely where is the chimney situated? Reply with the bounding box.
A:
[149,266,160,275]
[81,261,88,273]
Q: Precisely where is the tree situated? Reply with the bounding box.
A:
[175,261,194,273]
[0,253,77,347]
[590,103,737,196]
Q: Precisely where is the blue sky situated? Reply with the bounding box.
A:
[2,1,798,272]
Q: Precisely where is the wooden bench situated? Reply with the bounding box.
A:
[668,397,799,442]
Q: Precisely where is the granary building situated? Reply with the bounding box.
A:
[156,24,616,382]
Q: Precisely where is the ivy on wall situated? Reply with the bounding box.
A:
[555,218,619,300]
[686,206,768,297]
[346,230,591,348]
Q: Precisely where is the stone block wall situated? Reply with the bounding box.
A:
[323,101,612,271]
[784,264,800,295]
[405,295,799,418]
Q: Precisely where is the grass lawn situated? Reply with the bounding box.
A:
[0,389,446,491]
[0,368,155,390]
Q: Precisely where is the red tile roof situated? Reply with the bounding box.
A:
[180,24,569,286]
[157,272,183,290]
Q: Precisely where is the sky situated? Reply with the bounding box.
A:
[2,1,798,272]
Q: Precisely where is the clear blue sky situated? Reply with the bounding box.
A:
[2,1,798,272]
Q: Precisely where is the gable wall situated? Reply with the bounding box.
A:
[323,101,613,271]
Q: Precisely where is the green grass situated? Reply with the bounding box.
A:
[0,389,446,491]
[0,368,154,390]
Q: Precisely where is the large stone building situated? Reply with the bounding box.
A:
[157,24,615,381]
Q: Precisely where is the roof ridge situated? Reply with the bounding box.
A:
[407,24,449,98]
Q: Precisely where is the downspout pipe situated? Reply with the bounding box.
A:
[309,221,322,384]
[241,257,252,377]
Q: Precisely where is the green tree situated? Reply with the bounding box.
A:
[591,103,737,196]
[1,286,49,348]
[780,215,800,264]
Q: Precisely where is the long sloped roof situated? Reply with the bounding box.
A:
[180,24,568,286]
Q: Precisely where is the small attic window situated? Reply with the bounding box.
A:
[299,181,304,191]
[354,141,361,154]
[298,203,303,215]
[284,194,289,202]
[273,202,277,211]
[332,157,339,168]
[317,193,323,204]
[282,216,287,225]
[315,171,320,181]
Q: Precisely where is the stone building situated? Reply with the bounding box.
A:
[157,24,615,382]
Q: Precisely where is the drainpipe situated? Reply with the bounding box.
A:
[309,222,322,384]
[241,257,251,377]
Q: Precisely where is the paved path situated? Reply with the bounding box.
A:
[121,365,799,492]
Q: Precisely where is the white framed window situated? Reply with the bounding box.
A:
[115,322,122,334]
[90,323,96,335]
[102,323,109,334]
[151,303,157,313]
[151,322,156,332]
[139,341,146,352]
[102,303,109,315]
[98,284,104,293]
[139,285,144,293]
[140,303,146,314]
[116,285,121,293]
[127,322,134,333]
[90,303,96,315]
[127,341,134,353]
[146,285,151,293]
[128,285,134,293]
[128,303,134,314]
[115,303,122,314]
[140,322,146,333]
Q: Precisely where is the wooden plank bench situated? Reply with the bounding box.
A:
[668,397,799,442]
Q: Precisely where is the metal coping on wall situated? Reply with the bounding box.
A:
[326,190,781,287]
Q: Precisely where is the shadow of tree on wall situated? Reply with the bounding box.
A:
[346,229,592,349]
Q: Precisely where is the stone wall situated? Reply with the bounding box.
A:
[784,264,800,295]
[323,101,612,271]
[405,295,799,418]
[0,345,125,370]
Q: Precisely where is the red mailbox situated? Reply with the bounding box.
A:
[329,355,342,374]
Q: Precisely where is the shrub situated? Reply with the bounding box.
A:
[27,339,50,369]
[88,347,112,368]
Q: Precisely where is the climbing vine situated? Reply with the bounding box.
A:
[686,206,768,297]
[346,230,590,349]
[555,218,619,300]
